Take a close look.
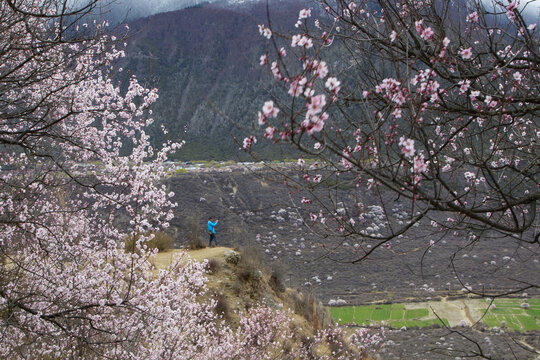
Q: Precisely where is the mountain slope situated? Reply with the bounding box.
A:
[120,1,305,160]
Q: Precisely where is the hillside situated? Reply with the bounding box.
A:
[150,246,384,358]
[152,246,329,330]
[119,1,306,160]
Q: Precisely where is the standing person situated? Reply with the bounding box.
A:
[207,217,219,247]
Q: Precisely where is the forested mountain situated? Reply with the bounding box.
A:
[119,1,305,160]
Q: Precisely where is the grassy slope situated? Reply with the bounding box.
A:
[151,247,316,335]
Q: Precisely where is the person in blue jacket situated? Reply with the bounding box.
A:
[207,217,219,247]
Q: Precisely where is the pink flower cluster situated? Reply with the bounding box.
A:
[258,24,272,39]
[242,136,257,149]
[415,19,435,41]
[292,34,313,48]
[399,136,415,158]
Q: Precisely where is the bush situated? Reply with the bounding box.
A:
[237,246,265,283]
[269,262,287,293]
[206,258,221,274]
[293,291,313,322]
[125,231,174,253]
[148,231,175,252]
[213,292,230,320]
[185,215,205,250]
[293,290,332,330]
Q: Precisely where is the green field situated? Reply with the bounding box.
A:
[328,303,448,328]
[328,298,540,332]
[480,298,540,332]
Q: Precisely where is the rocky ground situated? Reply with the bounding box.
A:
[164,166,540,359]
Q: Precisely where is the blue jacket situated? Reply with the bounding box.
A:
[207,220,218,234]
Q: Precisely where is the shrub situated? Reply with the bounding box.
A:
[326,329,347,355]
[125,231,174,253]
[293,291,313,323]
[185,215,205,250]
[293,291,332,330]
[269,262,287,293]
[206,258,221,274]
[213,292,230,320]
[237,246,265,283]
[148,231,174,252]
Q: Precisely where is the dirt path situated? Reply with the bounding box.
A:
[461,299,476,325]
[151,247,229,269]
[404,298,488,327]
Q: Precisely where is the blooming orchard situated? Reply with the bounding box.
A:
[254,0,539,296]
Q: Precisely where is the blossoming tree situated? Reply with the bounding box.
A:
[254,0,539,297]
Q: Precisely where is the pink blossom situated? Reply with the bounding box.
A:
[291,34,302,47]
[458,79,470,94]
[262,100,279,118]
[307,94,327,115]
[271,61,282,79]
[399,136,415,158]
[459,47,473,60]
[301,196,311,204]
[258,24,272,39]
[264,126,275,139]
[415,19,424,34]
[325,77,341,93]
[257,111,266,125]
[298,8,311,19]
[289,77,306,97]
[466,11,479,22]
[421,27,434,41]
[242,136,257,149]
[442,37,450,47]
[298,35,313,48]
[470,90,480,101]
[314,61,329,78]
[412,154,428,173]
[341,157,353,169]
